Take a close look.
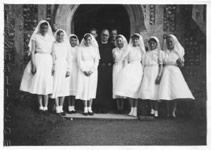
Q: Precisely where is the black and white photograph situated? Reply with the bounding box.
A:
[1,0,210,148]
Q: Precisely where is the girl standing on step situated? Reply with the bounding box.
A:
[67,34,80,114]
[51,29,71,115]
[158,34,194,118]
[76,33,100,116]
[114,33,145,117]
[20,20,55,113]
[112,34,128,113]
[139,36,164,118]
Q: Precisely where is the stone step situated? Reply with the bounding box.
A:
[64,113,138,120]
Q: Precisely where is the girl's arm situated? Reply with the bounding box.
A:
[77,48,87,73]
[51,43,56,75]
[31,40,36,74]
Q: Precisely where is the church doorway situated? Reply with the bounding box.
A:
[72,4,131,41]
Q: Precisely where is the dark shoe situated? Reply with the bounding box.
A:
[83,112,88,116]
[88,112,94,116]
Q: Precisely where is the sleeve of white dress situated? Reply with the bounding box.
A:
[77,47,86,72]
[90,48,100,72]
[52,43,56,70]
[66,47,72,72]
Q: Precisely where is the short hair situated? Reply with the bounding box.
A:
[101,28,110,34]
[40,22,48,28]
[111,28,118,32]
[116,35,123,40]
[56,30,64,36]
[90,28,97,32]
[70,35,77,40]
[84,34,92,40]
[148,38,157,43]
[131,34,140,39]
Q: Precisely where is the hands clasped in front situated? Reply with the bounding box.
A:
[83,71,93,76]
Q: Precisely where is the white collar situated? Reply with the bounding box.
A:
[101,41,108,44]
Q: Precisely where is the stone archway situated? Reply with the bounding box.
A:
[54,4,146,36]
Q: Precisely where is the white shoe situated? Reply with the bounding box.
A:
[39,106,44,111]
[150,109,155,115]
[132,108,137,117]
[154,110,158,117]
[128,108,134,116]
[56,106,60,114]
[172,112,176,118]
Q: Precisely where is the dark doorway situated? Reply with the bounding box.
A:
[73,4,130,42]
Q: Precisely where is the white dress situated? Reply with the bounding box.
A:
[20,33,54,95]
[112,47,127,99]
[51,42,71,98]
[114,47,143,99]
[139,49,164,100]
[76,46,99,101]
[158,50,195,100]
[68,46,79,96]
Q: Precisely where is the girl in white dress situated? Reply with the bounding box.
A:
[114,33,145,117]
[20,20,55,113]
[112,34,128,113]
[76,33,100,116]
[67,34,79,113]
[159,34,195,117]
[51,29,71,114]
[139,36,164,117]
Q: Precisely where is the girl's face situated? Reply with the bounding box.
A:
[84,36,92,47]
[117,37,124,48]
[56,31,64,43]
[70,37,77,47]
[40,24,48,35]
[132,37,139,47]
[166,37,174,50]
[149,39,157,50]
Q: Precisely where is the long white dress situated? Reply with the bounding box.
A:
[76,46,100,101]
[158,50,195,100]
[20,33,54,95]
[51,42,71,98]
[114,47,144,99]
[68,46,79,96]
[139,49,164,100]
[112,47,127,99]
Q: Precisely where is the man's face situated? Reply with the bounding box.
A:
[111,30,118,39]
[101,30,110,42]
[90,30,98,39]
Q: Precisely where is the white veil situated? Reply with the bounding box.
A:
[163,34,185,60]
[149,36,163,64]
[54,29,71,50]
[80,33,100,59]
[128,33,146,55]
[69,34,80,46]
[28,20,54,55]
[117,34,128,50]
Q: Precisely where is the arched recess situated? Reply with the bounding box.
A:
[54,4,146,36]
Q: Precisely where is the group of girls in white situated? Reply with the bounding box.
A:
[20,20,194,118]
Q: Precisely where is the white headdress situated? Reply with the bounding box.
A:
[69,34,80,46]
[28,20,54,55]
[80,33,100,59]
[149,36,163,64]
[80,33,99,48]
[163,34,185,59]
[54,29,71,50]
[116,34,128,50]
[148,36,161,50]
[128,33,146,54]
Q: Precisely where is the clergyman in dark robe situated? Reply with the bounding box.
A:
[94,29,115,113]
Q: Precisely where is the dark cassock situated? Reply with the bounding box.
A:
[94,41,115,113]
